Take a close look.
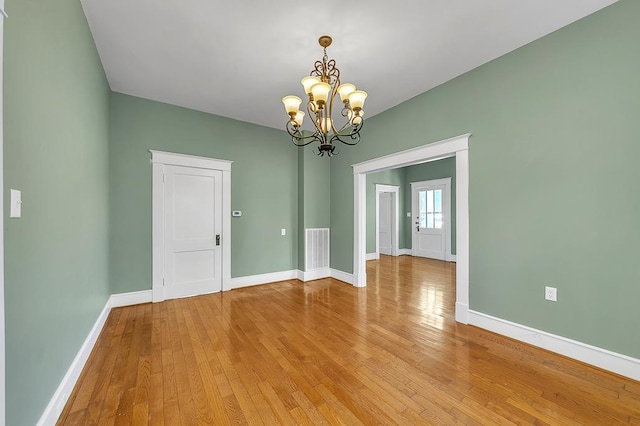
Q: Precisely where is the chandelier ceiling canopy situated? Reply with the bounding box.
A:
[282,35,367,157]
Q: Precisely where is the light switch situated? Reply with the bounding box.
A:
[10,189,22,218]
[406,212,411,217]
[281,228,286,236]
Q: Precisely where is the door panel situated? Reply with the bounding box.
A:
[413,182,447,260]
[378,192,392,255]
[164,165,222,299]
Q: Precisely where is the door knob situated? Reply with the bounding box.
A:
[216,235,221,246]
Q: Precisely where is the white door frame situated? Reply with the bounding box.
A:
[375,184,399,258]
[353,133,470,324]
[0,4,6,421]
[410,178,453,261]
[151,150,232,302]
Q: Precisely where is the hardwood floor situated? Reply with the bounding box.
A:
[59,255,640,424]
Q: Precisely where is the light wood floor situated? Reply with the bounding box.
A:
[59,255,640,424]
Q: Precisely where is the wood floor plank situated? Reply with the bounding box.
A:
[58,255,640,425]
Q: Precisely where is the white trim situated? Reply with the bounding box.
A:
[0,6,7,19]
[449,255,457,262]
[0,7,6,422]
[37,298,112,426]
[353,134,471,175]
[109,290,153,308]
[398,249,412,256]
[149,150,232,171]
[298,268,331,282]
[375,184,400,258]
[230,270,299,289]
[353,134,470,323]
[468,310,640,382]
[366,253,379,261]
[151,150,232,302]
[410,178,452,261]
[330,269,354,285]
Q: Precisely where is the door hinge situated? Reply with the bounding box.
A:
[162,278,165,286]
[162,171,165,182]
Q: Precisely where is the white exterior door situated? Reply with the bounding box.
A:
[164,165,222,299]
[378,192,392,255]
[412,179,450,260]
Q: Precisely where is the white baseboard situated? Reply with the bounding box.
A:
[330,269,354,285]
[109,289,152,308]
[366,253,378,261]
[398,249,412,256]
[455,302,469,324]
[37,297,113,426]
[468,310,640,382]
[298,268,331,282]
[231,270,298,289]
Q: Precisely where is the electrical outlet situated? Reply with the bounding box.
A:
[545,286,557,302]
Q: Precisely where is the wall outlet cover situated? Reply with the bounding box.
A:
[545,286,557,302]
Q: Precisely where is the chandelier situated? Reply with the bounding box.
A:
[282,35,367,157]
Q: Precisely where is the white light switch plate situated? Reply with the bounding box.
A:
[281,228,286,236]
[10,189,22,218]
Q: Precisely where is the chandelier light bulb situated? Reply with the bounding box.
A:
[301,76,321,95]
[349,109,364,126]
[337,83,356,103]
[348,90,368,111]
[317,117,333,134]
[282,95,302,117]
[293,111,305,127]
[310,82,331,106]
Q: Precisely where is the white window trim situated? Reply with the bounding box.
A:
[150,150,232,302]
[353,133,470,324]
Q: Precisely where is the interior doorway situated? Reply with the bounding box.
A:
[151,150,232,302]
[375,184,399,259]
[352,133,470,324]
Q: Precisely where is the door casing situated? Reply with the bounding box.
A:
[151,150,232,302]
[352,133,470,324]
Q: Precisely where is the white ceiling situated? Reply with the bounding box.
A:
[81,0,617,130]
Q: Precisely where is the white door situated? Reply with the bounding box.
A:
[378,192,392,255]
[164,165,222,299]
[412,180,449,260]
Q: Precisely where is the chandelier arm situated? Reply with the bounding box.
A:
[286,121,320,147]
[329,121,363,146]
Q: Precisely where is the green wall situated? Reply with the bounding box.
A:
[3,0,111,424]
[297,145,330,270]
[365,158,457,255]
[331,0,640,359]
[109,93,298,293]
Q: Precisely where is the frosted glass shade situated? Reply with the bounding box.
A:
[301,76,320,94]
[349,109,364,125]
[348,90,367,110]
[310,82,331,104]
[293,111,305,127]
[282,96,302,115]
[317,117,333,133]
[337,83,356,102]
